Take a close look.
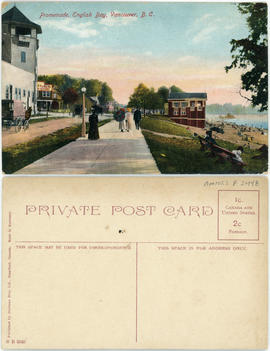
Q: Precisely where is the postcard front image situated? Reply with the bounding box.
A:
[1,2,268,174]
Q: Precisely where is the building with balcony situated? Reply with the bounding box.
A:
[167,92,207,128]
[37,81,63,111]
[2,6,42,118]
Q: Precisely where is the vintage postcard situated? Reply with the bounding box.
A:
[1,1,269,349]
[1,1,268,174]
[1,176,268,349]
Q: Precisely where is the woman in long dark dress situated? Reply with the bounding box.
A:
[88,105,102,140]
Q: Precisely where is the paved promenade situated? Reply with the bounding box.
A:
[16,120,160,174]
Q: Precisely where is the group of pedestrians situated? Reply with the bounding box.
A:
[116,108,142,132]
[87,104,142,140]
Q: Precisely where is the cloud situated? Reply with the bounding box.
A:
[177,55,199,63]
[194,13,214,25]
[186,13,236,44]
[99,10,138,26]
[66,41,97,49]
[144,51,153,56]
[192,26,218,43]
[40,18,98,38]
[186,13,214,35]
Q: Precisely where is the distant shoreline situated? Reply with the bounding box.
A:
[218,114,235,119]
[207,112,268,116]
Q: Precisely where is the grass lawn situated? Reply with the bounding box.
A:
[142,131,267,174]
[145,114,171,121]
[141,116,192,137]
[29,117,70,124]
[3,119,111,174]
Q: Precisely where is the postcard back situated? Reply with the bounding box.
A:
[2,176,268,349]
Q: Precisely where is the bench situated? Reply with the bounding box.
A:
[197,135,246,170]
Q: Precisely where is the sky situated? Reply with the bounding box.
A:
[3,1,253,105]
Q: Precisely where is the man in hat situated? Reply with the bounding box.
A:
[133,108,141,130]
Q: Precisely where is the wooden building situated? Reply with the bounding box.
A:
[168,92,207,128]
[37,81,63,111]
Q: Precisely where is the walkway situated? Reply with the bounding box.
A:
[142,129,192,140]
[16,120,160,174]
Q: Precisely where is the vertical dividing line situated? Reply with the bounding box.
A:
[217,190,220,240]
[258,190,260,240]
[136,242,138,343]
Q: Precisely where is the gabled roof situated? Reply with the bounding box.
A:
[89,96,99,104]
[168,92,207,100]
[2,6,42,34]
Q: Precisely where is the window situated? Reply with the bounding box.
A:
[181,101,188,108]
[10,85,13,100]
[18,41,30,47]
[190,101,195,111]
[19,88,21,100]
[197,101,203,111]
[53,93,57,99]
[6,86,9,99]
[23,89,26,97]
[172,102,179,108]
[32,92,35,103]
[42,91,51,98]
[21,51,26,63]
[173,108,178,116]
[181,101,188,115]
[16,26,31,36]
[15,88,18,100]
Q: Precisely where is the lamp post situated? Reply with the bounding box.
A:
[81,87,86,137]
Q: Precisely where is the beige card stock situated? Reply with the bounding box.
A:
[2,176,268,349]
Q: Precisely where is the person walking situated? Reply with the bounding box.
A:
[88,104,102,140]
[125,108,133,132]
[133,108,142,130]
[118,108,126,132]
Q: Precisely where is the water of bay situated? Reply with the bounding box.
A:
[206,114,268,130]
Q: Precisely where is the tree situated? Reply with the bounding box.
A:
[157,86,169,114]
[86,79,102,97]
[169,85,184,93]
[38,74,115,107]
[128,83,150,116]
[61,75,74,94]
[72,78,85,92]
[62,88,78,106]
[225,3,267,112]
[98,82,113,107]
[146,88,163,113]
[157,86,169,102]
